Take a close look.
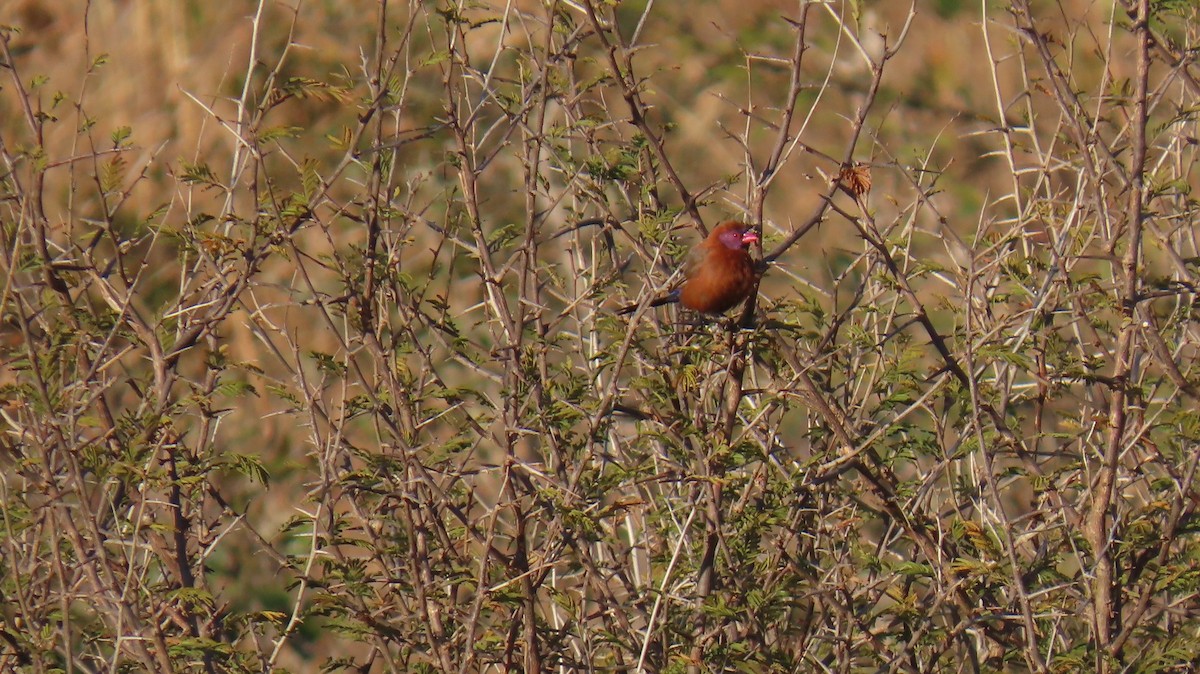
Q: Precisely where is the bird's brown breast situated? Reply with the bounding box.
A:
[678,248,756,315]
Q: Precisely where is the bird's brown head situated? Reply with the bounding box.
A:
[711,221,758,251]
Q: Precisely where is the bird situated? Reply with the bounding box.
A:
[619,221,759,316]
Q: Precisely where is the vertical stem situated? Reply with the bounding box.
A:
[1088,0,1149,669]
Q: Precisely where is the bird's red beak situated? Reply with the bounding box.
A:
[741,230,759,246]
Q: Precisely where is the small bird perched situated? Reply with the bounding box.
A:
[620,221,759,316]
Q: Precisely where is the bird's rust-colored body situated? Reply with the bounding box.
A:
[621,221,759,316]
[678,221,759,314]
